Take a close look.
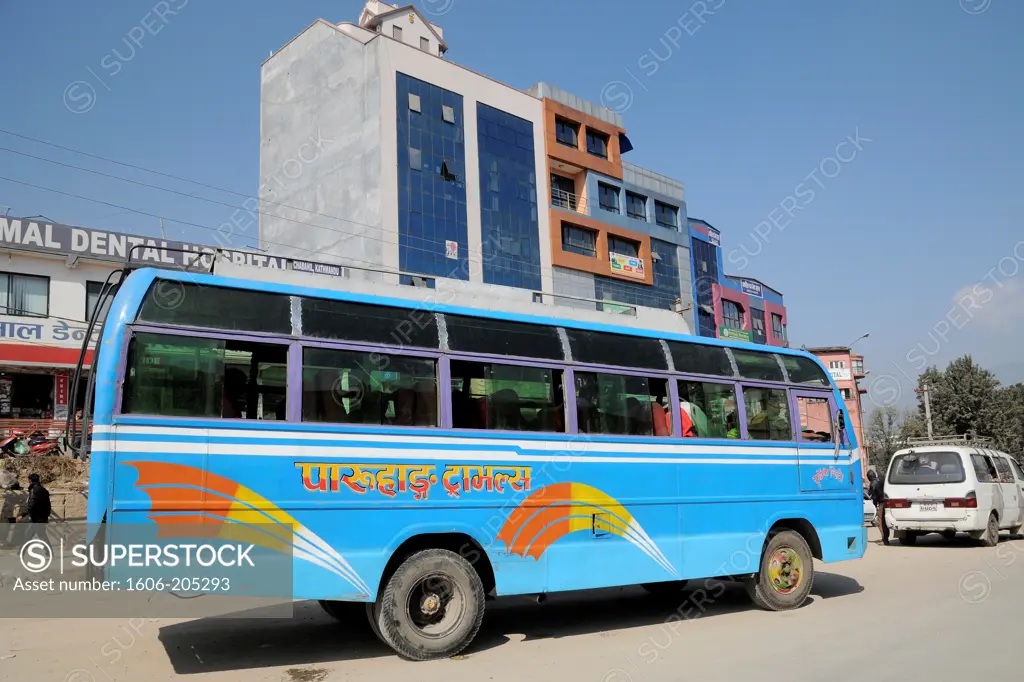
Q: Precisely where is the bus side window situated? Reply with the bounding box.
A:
[677,380,738,439]
[575,373,669,437]
[450,360,564,433]
[742,386,791,442]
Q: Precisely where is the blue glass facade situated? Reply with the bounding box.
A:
[477,103,541,290]
[690,236,719,338]
[595,238,680,311]
[397,73,468,280]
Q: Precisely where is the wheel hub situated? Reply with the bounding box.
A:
[767,547,803,594]
[420,592,442,616]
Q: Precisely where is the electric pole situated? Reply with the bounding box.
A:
[916,383,934,439]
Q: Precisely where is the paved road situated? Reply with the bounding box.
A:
[2,527,1022,682]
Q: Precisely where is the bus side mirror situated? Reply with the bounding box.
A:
[837,410,846,432]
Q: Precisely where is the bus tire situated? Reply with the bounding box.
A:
[641,580,689,596]
[373,548,485,661]
[744,530,814,612]
[365,602,387,644]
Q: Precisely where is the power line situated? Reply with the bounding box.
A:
[0,145,391,249]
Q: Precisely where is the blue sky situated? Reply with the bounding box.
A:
[2,0,1022,408]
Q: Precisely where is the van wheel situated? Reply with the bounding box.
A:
[744,530,814,612]
[982,513,1000,547]
[641,580,689,596]
[896,531,917,546]
[371,549,485,661]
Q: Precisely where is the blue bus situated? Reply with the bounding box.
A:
[76,266,865,660]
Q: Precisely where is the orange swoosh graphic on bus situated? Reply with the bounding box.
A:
[496,482,677,576]
[123,461,371,595]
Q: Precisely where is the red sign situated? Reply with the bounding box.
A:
[55,373,69,406]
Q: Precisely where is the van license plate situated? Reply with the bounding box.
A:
[919,503,937,512]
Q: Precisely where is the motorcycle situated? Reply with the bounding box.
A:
[0,429,59,456]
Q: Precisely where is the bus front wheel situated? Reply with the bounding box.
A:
[744,530,815,612]
[369,548,485,661]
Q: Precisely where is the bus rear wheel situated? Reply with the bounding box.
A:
[370,548,485,661]
[744,530,814,612]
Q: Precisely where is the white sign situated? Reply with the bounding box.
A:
[0,318,100,350]
[445,240,458,260]
[829,367,852,382]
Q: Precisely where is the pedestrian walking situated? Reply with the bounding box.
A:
[867,469,888,545]
[17,473,51,544]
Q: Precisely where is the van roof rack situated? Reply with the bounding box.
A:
[905,434,993,448]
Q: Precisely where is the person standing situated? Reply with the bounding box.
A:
[867,469,888,545]
[18,473,51,543]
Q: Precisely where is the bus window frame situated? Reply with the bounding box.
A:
[447,353,571,436]
[298,338,445,430]
[790,388,839,445]
[116,324,295,423]
[571,362,680,439]
[673,376,742,441]
[736,381,799,445]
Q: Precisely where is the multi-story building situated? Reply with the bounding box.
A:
[808,346,869,467]
[688,218,788,346]
[258,1,694,330]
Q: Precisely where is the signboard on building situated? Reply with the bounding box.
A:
[740,279,764,298]
[0,217,289,270]
[707,227,721,247]
[719,326,752,343]
[829,367,852,382]
[609,252,646,280]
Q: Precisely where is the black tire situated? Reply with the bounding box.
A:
[982,513,1000,547]
[641,580,690,596]
[941,530,957,540]
[897,531,917,546]
[371,548,485,661]
[366,601,386,644]
[318,599,363,622]
[744,530,814,612]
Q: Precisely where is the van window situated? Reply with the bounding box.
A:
[1011,458,1024,482]
[970,454,998,482]
[888,451,966,484]
[994,456,1014,483]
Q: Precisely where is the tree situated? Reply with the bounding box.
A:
[916,356,1000,440]
[866,405,921,473]
[991,383,1024,456]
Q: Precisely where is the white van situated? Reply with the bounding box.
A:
[883,436,1024,546]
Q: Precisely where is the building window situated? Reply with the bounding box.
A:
[598,182,619,213]
[586,129,609,158]
[722,299,744,330]
[409,146,421,169]
[829,361,847,369]
[408,93,421,112]
[442,104,455,123]
[550,174,577,211]
[86,281,119,322]
[840,388,852,400]
[555,117,579,148]
[771,313,786,340]
[0,272,49,318]
[607,235,640,259]
[393,25,403,41]
[626,191,647,220]
[561,223,597,257]
[654,201,678,228]
[750,307,766,344]
[420,36,430,51]
[852,359,865,375]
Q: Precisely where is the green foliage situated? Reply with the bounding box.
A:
[866,405,922,473]
[915,355,1023,456]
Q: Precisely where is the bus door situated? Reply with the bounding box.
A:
[792,390,848,492]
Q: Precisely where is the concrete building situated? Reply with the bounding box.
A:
[689,218,788,346]
[258,1,693,331]
[808,346,869,465]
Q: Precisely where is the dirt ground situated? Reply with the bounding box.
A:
[1,455,89,521]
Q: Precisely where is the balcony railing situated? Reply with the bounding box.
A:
[551,188,589,215]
